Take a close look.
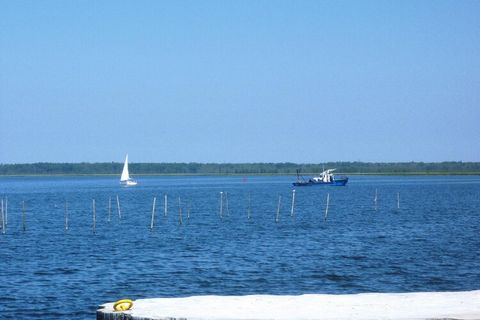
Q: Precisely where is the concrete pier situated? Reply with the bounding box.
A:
[97,290,480,320]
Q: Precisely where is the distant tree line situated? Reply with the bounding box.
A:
[0,162,479,175]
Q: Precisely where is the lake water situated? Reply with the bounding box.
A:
[0,175,479,319]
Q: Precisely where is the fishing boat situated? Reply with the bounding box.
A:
[292,168,348,186]
[310,169,348,186]
[120,154,138,186]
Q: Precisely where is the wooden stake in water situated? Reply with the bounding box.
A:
[276,195,281,223]
[150,197,157,230]
[92,199,96,235]
[178,197,183,225]
[164,194,168,217]
[116,195,121,219]
[22,201,26,232]
[247,193,251,219]
[225,192,230,216]
[219,192,224,219]
[397,192,400,209]
[4,197,7,226]
[65,200,69,231]
[108,196,112,222]
[290,189,296,217]
[1,199,5,234]
[324,193,330,222]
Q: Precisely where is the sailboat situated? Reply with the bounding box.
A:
[120,154,138,186]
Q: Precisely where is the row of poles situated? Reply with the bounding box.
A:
[149,195,191,231]
[70,196,123,234]
[0,194,189,235]
[1,190,400,235]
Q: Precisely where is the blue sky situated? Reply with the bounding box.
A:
[1,1,479,163]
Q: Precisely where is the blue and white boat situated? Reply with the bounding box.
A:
[309,169,348,186]
[292,168,348,186]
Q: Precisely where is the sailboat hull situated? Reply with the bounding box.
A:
[121,180,138,186]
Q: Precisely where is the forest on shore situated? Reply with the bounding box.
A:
[0,162,479,175]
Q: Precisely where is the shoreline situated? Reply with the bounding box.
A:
[1,172,480,177]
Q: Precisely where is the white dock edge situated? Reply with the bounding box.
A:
[97,290,480,320]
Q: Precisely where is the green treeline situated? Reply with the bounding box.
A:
[0,162,479,175]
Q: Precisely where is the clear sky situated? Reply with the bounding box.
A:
[1,1,479,163]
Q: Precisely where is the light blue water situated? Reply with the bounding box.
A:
[0,175,479,319]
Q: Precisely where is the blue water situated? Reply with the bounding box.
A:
[0,175,479,319]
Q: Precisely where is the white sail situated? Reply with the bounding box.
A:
[120,154,130,182]
[120,154,138,186]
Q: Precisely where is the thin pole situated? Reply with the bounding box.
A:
[324,193,330,222]
[247,192,251,219]
[65,200,69,231]
[276,195,281,223]
[290,189,296,217]
[225,192,230,216]
[4,197,7,225]
[116,195,121,219]
[92,199,96,235]
[22,201,26,232]
[108,196,111,222]
[219,192,223,219]
[1,199,5,234]
[164,194,168,217]
[150,196,157,230]
[178,197,183,225]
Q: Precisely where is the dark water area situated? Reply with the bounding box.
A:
[0,175,479,319]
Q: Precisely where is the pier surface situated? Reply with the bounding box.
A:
[97,290,480,320]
